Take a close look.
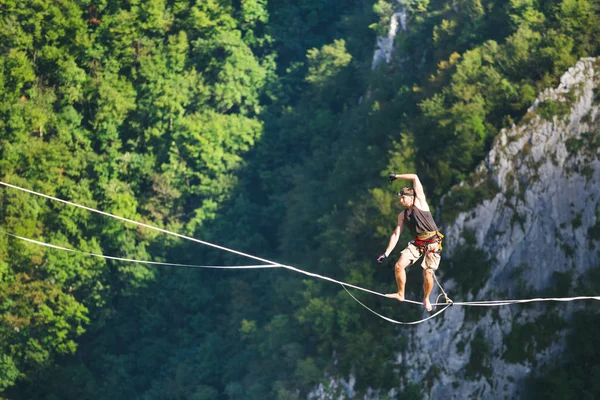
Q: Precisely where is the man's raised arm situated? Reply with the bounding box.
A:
[390,174,425,198]
[389,173,429,210]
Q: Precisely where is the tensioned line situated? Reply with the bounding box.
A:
[2,180,599,325]
[0,181,418,304]
[6,228,599,324]
[447,296,600,306]
[3,229,447,325]
[0,230,282,270]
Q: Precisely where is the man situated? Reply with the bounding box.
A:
[377,173,443,311]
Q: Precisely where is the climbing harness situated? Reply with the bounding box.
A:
[412,230,444,253]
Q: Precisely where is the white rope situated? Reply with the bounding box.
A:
[434,296,600,307]
[8,227,453,325]
[0,181,280,266]
[1,230,281,270]
[15,224,596,315]
[0,180,420,303]
[2,180,599,325]
[342,285,451,325]
[432,269,452,304]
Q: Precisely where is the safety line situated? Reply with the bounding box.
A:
[0,181,281,266]
[15,223,596,311]
[342,285,451,325]
[432,269,452,304]
[1,230,281,270]
[436,296,600,307]
[0,181,423,305]
[3,180,599,323]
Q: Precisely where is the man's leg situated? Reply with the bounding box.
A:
[423,268,434,311]
[385,254,411,302]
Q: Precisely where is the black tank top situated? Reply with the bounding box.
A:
[404,206,439,237]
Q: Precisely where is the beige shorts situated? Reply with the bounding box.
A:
[400,241,441,270]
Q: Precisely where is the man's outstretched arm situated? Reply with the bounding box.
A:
[378,214,404,262]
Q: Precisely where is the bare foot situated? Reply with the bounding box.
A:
[423,298,433,312]
[385,293,405,302]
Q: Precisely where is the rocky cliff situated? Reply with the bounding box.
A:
[309,57,600,400]
[402,57,600,399]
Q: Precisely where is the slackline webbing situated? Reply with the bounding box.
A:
[0,181,416,301]
[2,180,600,325]
[0,230,281,270]
[342,286,452,325]
[4,230,449,325]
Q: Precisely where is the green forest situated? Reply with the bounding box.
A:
[1,0,599,398]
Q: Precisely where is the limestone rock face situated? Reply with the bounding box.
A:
[371,9,407,69]
[403,57,600,399]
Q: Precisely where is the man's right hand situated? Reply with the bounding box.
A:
[377,253,387,263]
[388,174,397,182]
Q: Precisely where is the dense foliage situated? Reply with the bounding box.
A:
[0,0,599,398]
